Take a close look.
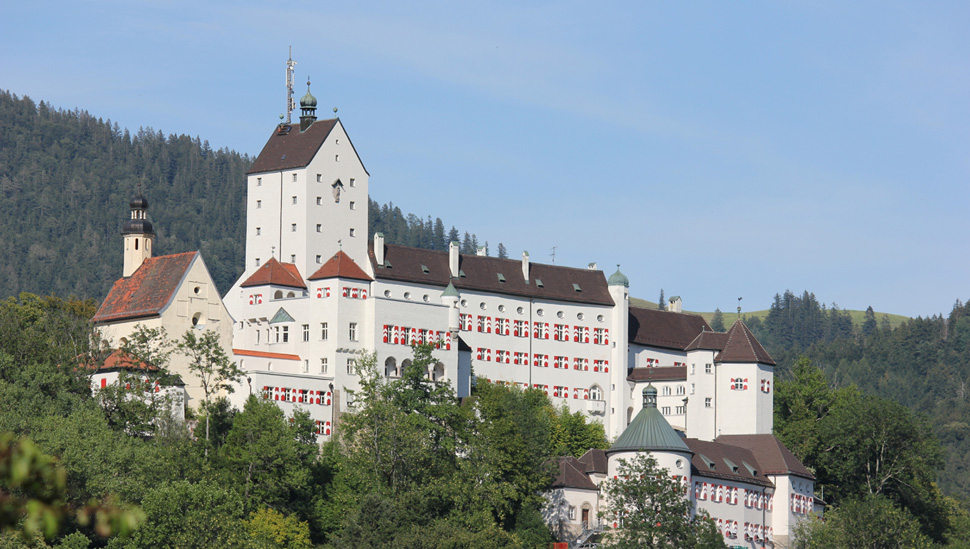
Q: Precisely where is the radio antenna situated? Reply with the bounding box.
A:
[285,47,297,124]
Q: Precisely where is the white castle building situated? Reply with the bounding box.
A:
[94,73,817,546]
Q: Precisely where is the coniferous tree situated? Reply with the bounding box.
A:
[497,243,508,259]
[657,289,665,310]
[710,308,725,331]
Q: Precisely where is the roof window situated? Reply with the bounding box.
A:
[742,461,758,476]
[497,273,506,283]
[421,265,430,274]
[699,454,716,470]
[535,279,544,288]
[459,269,466,278]
[723,458,739,474]
[573,283,582,292]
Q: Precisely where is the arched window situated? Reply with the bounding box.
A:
[286,291,295,298]
[274,290,283,299]
[589,385,603,401]
[432,362,445,382]
[385,357,398,377]
[401,359,412,376]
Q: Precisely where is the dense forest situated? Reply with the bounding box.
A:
[742,291,970,497]
[0,91,496,301]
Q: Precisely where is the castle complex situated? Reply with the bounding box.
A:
[92,69,817,547]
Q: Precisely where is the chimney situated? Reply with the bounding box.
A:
[476,245,487,256]
[522,251,530,281]
[449,241,460,278]
[587,262,597,270]
[374,233,385,267]
[668,296,683,313]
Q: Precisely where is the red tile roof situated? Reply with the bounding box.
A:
[92,252,197,323]
[248,119,338,174]
[233,349,301,361]
[240,257,307,289]
[716,434,814,480]
[81,349,150,371]
[369,243,614,306]
[627,366,687,382]
[628,306,711,350]
[715,320,775,365]
[308,251,372,281]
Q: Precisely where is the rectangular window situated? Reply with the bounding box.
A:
[705,363,713,374]
[691,383,695,394]
[316,224,322,232]
[289,254,296,263]
[292,173,298,182]
[256,227,261,236]
[255,329,260,344]
[317,174,322,182]
[282,326,289,343]
[316,197,322,205]
[302,360,309,373]
[274,326,279,343]
[320,358,328,374]
[302,324,309,342]
[349,322,357,341]
[347,358,356,375]
[291,223,297,232]
[676,405,686,414]
[255,258,260,267]
[257,177,262,186]
[349,228,356,237]
[349,178,356,187]
[705,397,712,408]
[661,406,671,415]
[316,255,322,263]
[256,200,262,208]
[350,201,356,210]
[292,196,297,205]
[321,322,328,340]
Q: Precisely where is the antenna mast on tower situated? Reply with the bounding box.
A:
[285,47,297,124]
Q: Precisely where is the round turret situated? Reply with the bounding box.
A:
[608,264,629,287]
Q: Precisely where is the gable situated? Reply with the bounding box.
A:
[92,252,198,323]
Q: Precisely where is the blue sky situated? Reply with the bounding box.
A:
[3,1,967,318]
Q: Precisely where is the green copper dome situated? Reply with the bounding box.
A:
[608,265,629,287]
[610,384,691,454]
[301,88,317,108]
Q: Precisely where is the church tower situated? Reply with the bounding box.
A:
[121,192,154,277]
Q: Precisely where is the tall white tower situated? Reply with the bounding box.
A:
[607,265,630,437]
[121,193,154,277]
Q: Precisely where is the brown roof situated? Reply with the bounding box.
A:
[248,119,338,174]
[233,349,301,361]
[369,243,614,306]
[308,251,372,281]
[577,448,608,474]
[716,434,814,480]
[92,252,197,323]
[684,331,729,352]
[240,257,307,289]
[685,438,774,487]
[82,349,150,371]
[627,366,687,382]
[628,306,711,350]
[552,457,599,490]
[715,320,775,365]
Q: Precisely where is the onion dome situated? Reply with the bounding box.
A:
[608,264,629,287]
[129,194,149,210]
[121,192,154,235]
[300,81,317,109]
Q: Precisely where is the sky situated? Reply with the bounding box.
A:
[2,1,968,318]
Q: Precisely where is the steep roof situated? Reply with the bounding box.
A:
[308,251,372,281]
[610,390,691,454]
[240,257,306,289]
[627,366,687,383]
[715,434,814,480]
[715,319,775,365]
[577,448,608,474]
[685,438,774,487]
[92,252,197,323]
[552,457,599,490]
[248,119,338,174]
[628,306,711,350]
[684,331,729,352]
[369,243,614,306]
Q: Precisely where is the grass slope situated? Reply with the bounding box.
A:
[629,298,911,330]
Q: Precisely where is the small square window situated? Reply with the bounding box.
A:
[292,173,298,182]
[349,322,358,341]
[349,228,356,237]
[350,201,356,210]
[316,174,322,182]
[257,177,262,186]
[316,224,322,232]
[291,223,297,232]
[316,255,322,263]
[320,358,328,374]
[292,196,297,205]
[335,154,340,162]
[316,197,322,205]
[349,178,356,187]
[255,258,261,266]
[256,227,261,236]
[290,254,296,263]
[256,200,262,209]
[705,397,712,408]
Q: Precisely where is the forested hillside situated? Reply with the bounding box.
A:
[0,91,495,301]
[745,291,970,497]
